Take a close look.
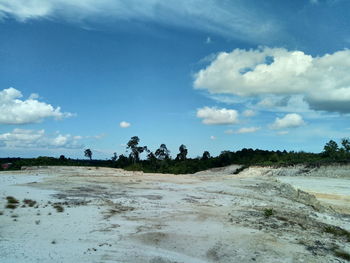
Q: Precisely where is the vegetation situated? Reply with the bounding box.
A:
[84,149,92,160]
[23,199,37,207]
[323,225,350,242]
[264,208,274,218]
[1,138,350,174]
[6,196,19,204]
[53,204,64,213]
[333,249,350,261]
[127,136,148,163]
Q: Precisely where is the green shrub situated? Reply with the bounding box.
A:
[264,208,274,218]
[23,199,37,207]
[53,204,64,212]
[6,196,19,204]
[6,204,17,209]
[324,225,350,242]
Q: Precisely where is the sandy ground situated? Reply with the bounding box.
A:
[0,165,349,263]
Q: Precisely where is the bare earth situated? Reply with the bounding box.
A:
[0,165,349,263]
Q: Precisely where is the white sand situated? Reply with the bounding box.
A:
[0,166,349,263]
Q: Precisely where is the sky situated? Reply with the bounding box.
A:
[1,0,350,159]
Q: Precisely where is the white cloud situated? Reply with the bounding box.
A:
[0,87,72,124]
[119,121,131,128]
[91,134,106,139]
[224,129,234,134]
[236,127,260,134]
[0,0,281,43]
[0,128,83,149]
[194,47,350,113]
[242,109,256,117]
[224,127,260,134]
[270,113,305,130]
[196,106,239,125]
[277,131,289,135]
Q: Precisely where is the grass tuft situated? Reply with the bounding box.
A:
[53,204,64,213]
[264,208,274,218]
[6,204,17,209]
[23,199,37,207]
[6,196,19,204]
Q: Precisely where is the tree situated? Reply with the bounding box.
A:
[59,155,66,161]
[111,152,118,162]
[116,154,130,167]
[201,151,211,160]
[127,136,148,163]
[84,149,92,160]
[155,144,170,160]
[147,152,157,162]
[176,144,188,161]
[341,138,350,153]
[323,140,338,158]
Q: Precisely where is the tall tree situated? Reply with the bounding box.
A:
[323,140,339,158]
[155,144,170,160]
[341,138,350,153]
[84,149,92,160]
[111,152,118,162]
[176,144,188,161]
[201,151,211,160]
[127,136,148,163]
[147,152,157,162]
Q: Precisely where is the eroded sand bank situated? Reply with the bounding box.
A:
[0,165,349,262]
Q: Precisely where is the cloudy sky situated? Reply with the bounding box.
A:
[1,0,350,159]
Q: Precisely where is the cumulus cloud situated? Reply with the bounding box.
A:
[194,47,350,113]
[196,106,239,125]
[0,87,72,124]
[270,113,305,130]
[0,0,281,43]
[0,128,83,149]
[119,121,131,128]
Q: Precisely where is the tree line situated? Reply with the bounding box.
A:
[2,137,350,173]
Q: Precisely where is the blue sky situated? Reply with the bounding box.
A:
[1,0,350,159]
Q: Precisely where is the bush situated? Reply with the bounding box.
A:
[6,204,17,209]
[264,208,274,218]
[23,199,37,207]
[6,196,19,204]
[53,204,64,212]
